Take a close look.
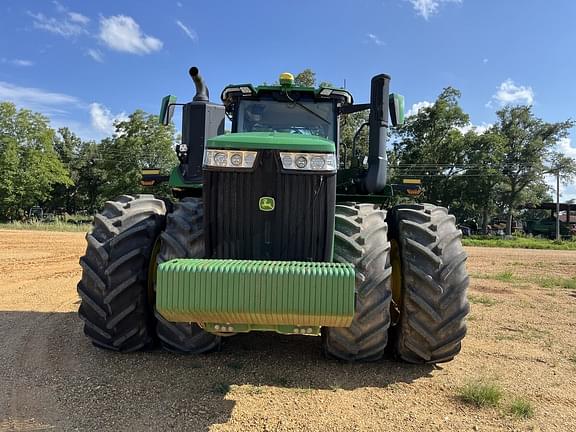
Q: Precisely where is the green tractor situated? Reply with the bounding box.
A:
[77,67,469,363]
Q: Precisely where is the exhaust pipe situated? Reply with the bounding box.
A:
[189,66,209,102]
[363,74,391,194]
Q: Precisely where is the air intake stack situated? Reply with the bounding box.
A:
[180,67,225,182]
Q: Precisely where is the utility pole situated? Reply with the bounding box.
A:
[556,168,560,241]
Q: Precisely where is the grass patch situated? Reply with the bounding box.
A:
[243,385,264,395]
[292,386,313,394]
[468,294,497,306]
[473,272,576,290]
[508,398,535,419]
[458,380,503,407]
[462,237,576,250]
[494,271,515,282]
[0,221,91,232]
[471,271,516,283]
[212,382,231,395]
[532,276,576,290]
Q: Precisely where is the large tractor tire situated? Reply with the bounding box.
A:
[77,194,166,352]
[155,198,221,354]
[388,204,470,364]
[322,203,392,361]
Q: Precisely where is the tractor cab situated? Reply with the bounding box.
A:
[221,73,352,143]
[158,68,405,196]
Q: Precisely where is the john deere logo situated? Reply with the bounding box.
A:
[259,196,275,212]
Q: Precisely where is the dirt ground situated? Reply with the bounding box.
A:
[0,230,575,432]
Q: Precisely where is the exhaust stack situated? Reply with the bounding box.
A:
[189,66,209,102]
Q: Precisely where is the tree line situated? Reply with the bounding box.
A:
[389,88,575,233]
[0,102,176,220]
[298,69,576,234]
[1,71,575,235]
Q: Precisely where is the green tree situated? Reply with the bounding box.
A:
[547,151,576,185]
[50,127,84,212]
[0,137,20,219]
[391,87,469,206]
[294,69,316,87]
[493,106,574,234]
[340,111,369,168]
[0,102,71,220]
[460,130,506,231]
[99,110,177,200]
[74,140,108,213]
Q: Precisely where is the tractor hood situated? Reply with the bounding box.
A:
[207,132,336,153]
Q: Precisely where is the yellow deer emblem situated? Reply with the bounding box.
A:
[259,197,275,212]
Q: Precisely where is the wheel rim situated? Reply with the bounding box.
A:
[147,237,162,307]
[390,239,403,324]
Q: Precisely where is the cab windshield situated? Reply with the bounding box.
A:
[236,99,335,140]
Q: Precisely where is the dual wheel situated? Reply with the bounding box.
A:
[78,196,469,362]
[323,203,470,363]
[77,195,217,354]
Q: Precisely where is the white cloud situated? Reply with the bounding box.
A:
[544,173,576,200]
[489,79,534,107]
[366,33,385,46]
[89,103,128,135]
[13,59,34,67]
[176,20,198,41]
[408,0,461,20]
[52,1,67,13]
[544,138,576,200]
[457,122,492,135]
[406,100,433,117]
[0,80,130,140]
[0,81,78,114]
[99,15,163,55]
[87,49,104,63]
[1,58,34,67]
[68,12,90,25]
[28,11,88,37]
[558,137,576,159]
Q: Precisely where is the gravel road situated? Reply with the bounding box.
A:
[1,230,575,431]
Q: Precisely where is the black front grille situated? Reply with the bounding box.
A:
[203,150,335,261]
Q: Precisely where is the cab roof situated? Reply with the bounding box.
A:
[220,84,353,106]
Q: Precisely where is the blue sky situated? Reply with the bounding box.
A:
[1,0,575,198]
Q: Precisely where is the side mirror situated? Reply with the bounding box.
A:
[389,93,405,127]
[159,95,177,125]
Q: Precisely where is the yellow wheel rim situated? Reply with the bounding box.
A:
[147,237,162,306]
[390,239,403,324]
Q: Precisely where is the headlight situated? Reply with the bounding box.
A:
[279,152,336,172]
[295,156,308,169]
[204,149,258,169]
[230,153,243,166]
[214,152,228,166]
[281,154,293,168]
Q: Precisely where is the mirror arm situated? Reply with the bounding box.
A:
[339,103,370,115]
